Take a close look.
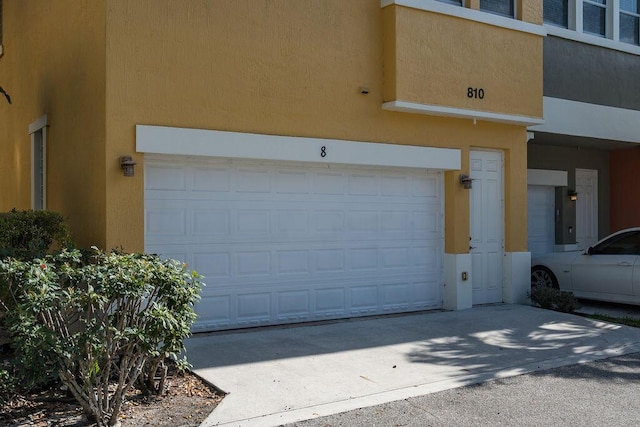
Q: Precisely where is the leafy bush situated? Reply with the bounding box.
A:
[529,285,580,313]
[0,209,73,261]
[1,248,203,426]
[0,366,17,405]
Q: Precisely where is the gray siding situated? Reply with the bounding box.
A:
[544,36,640,111]
[528,143,610,244]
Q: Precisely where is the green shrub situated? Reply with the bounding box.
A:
[0,209,73,261]
[1,248,203,426]
[0,365,17,405]
[529,286,580,313]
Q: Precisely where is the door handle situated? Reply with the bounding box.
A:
[469,246,477,251]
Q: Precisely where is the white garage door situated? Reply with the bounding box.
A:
[145,155,444,331]
[527,185,555,257]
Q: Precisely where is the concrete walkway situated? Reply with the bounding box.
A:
[184,304,640,427]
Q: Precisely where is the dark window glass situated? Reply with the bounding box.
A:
[436,0,463,5]
[620,13,640,45]
[621,0,639,13]
[544,0,569,27]
[592,232,640,255]
[480,0,514,18]
[583,2,607,36]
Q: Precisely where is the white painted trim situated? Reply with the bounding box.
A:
[444,253,473,310]
[383,100,544,126]
[530,97,640,143]
[527,169,568,187]
[28,115,48,134]
[380,0,547,36]
[546,24,640,56]
[136,125,462,171]
[503,252,531,305]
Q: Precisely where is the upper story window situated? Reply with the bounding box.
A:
[583,0,607,36]
[436,0,463,5]
[545,0,570,27]
[620,0,640,44]
[543,1,640,48]
[480,0,515,18]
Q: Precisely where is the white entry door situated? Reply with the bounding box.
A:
[527,185,555,257]
[576,169,598,250]
[470,150,504,305]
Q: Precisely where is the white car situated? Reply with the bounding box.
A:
[531,227,640,306]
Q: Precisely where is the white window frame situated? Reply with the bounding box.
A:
[547,0,640,55]
[579,0,610,37]
[29,115,48,210]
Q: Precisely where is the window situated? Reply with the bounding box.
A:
[545,0,569,27]
[480,0,515,18]
[620,0,640,44]
[544,1,640,49]
[590,231,640,255]
[29,116,48,210]
[583,0,607,36]
[436,0,463,5]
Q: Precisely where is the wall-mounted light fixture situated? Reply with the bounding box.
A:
[568,190,578,201]
[119,156,137,177]
[459,174,473,190]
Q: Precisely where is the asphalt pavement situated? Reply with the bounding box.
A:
[286,351,640,427]
[285,300,640,427]
[189,303,640,427]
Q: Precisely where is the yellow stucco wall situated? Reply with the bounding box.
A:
[1,0,534,255]
[0,0,107,248]
[103,0,532,254]
[383,5,543,119]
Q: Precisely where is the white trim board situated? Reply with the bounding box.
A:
[530,97,640,143]
[383,100,544,126]
[136,125,462,170]
[28,115,48,135]
[546,25,640,57]
[381,0,547,37]
[527,169,568,187]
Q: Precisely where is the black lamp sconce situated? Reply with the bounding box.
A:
[459,174,473,190]
[568,190,578,201]
[119,156,137,177]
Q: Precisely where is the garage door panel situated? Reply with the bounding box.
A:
[145,156,444,331]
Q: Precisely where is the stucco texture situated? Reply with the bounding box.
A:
[383,5,543,119]
[0,0,107,248]
[1,1,534,254]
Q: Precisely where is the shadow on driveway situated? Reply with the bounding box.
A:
[187,304,640,427]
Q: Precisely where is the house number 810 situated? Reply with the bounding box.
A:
[467,87,485,99]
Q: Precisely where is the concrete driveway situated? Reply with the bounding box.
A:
[184,304,640,427]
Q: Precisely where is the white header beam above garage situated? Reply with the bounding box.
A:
[530,97,640,144]
[136,125,461,170]
[527,169,568,187]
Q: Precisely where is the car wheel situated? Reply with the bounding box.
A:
[531,266,559,289]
